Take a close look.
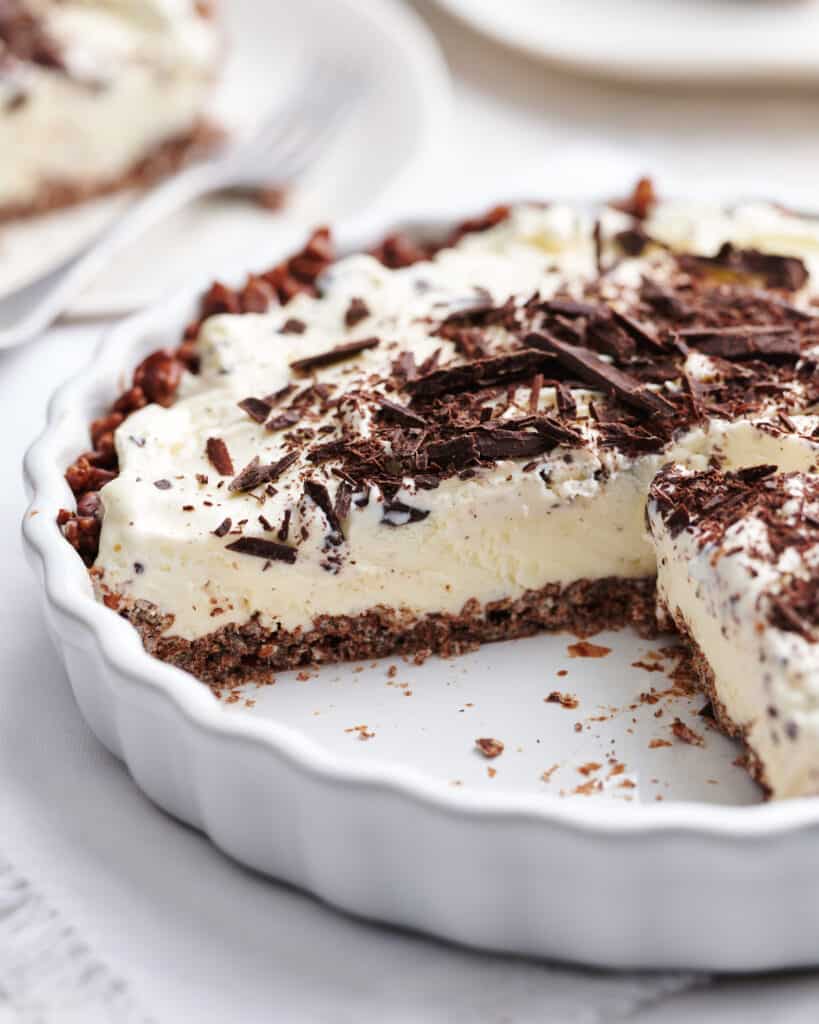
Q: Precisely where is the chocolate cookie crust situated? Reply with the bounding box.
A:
[107,576,658,685]
[662,608,771,795]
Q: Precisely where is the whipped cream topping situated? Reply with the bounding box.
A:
[94,200,819,642]
[649,469,819,798]
[0,0,219,208]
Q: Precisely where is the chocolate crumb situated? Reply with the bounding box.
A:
[213,517,232,537]
[344,296,370,328]
[671,718,704,747]
[475,737,504,759]
[546,691,579,709]
[567,641,611,659]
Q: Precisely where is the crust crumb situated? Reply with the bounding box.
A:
[475,737,504,759]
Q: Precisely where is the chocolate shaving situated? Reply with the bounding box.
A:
[278,508,292,542]
[290,336,380,373]
[531,415,585,446]
[418,348,442,376]
[426,434,479,470]
[677,326,800,361]
[238,397,272,424]
[375,396,427,428]
[407,349,555,399]
[225,536,297,564]
[206,437,234,476]
[640,276,691,321]
[685,243,808,292]
[554,380,577,418]
[525,332,674,416]
[381,501,430,527]
[229,452,298,492]
[304,479,344,538]
[610,309,666,352]
[266,408,301,432]
[435,292,501,329]
[306,440,347,464]
[541,298,602,319]
[586,314,635,361]
[334,481,353,523]
[474,428,554,461]
[529,373,543,413]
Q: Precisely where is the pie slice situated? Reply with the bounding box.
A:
[649,464,819,798]
[0,0,221,220]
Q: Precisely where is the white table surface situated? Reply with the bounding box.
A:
[5,2,819,1018]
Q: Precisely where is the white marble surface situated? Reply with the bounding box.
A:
[4,1,819,1018]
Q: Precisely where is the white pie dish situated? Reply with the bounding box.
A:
[22,205,819,972]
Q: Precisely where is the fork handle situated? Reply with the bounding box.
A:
[0,162,225,348]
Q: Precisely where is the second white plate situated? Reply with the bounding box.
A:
[434,0,819,84]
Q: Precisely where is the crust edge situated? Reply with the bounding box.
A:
[102,575,660,686]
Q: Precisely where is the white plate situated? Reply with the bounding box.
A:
[0,0,449,317]
[22,208,819,972]
[433,0,819,84]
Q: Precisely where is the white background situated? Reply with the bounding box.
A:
[4,0,819,1018]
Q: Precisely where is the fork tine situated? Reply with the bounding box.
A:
[241,61,361,158]
[231,61,365,181]
[270,89,362,182]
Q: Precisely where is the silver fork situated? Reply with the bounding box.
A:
[0,60,364,349]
